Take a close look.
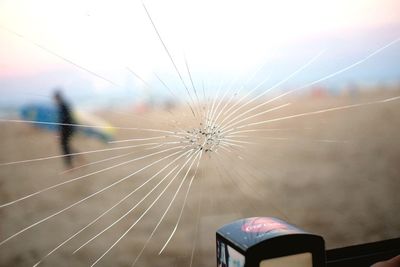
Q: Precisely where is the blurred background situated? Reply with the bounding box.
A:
[1,0,400,110]
[0,0,399,266]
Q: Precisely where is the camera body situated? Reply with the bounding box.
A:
[216,217,400,267]
[216,217,325,267]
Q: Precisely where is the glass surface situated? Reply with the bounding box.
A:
[0,1,399,266]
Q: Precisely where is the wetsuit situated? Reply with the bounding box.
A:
[58,101,75,167]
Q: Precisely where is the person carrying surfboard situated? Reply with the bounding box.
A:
[53,90,76,168]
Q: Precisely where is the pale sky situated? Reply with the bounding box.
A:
[0,0,399,105]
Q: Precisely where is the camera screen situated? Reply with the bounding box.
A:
[259,252,312,267]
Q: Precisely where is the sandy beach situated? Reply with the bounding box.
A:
[0,90,399,266]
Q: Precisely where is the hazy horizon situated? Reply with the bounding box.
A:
[1,0,400,109]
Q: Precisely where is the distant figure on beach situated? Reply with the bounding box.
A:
[53,90,76,168]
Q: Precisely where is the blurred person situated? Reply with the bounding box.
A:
[53,89,76,168]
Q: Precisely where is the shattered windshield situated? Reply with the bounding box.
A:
[0,1,399,266]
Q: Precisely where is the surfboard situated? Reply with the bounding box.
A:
[20,104,115,142]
